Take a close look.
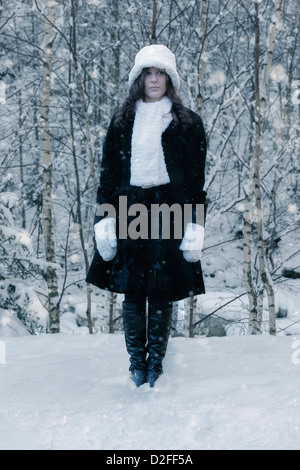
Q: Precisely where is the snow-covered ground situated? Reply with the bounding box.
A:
[1,329,300,450]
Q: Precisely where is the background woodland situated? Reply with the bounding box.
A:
[0,0,299,336]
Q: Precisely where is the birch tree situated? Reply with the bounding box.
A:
[69,0,93,334]
[245,0,282,335]
[40,0,60,333]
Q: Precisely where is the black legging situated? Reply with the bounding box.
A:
[124,292,172,311]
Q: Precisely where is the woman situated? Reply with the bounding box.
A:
[86,45,207,388]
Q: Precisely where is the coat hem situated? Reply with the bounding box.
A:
[86,278,205,302]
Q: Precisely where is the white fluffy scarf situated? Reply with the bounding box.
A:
[130,96,173,188]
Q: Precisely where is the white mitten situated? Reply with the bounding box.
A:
[179,223,204,263]
[94,217,117,262]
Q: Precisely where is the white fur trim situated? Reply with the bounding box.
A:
[182,250,202,263]
[179,223,205,262]
[130,97,172,188]
[129,45,180,91]
[94,218,117,262]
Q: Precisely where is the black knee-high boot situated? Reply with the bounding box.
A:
[147,299,173,387]
[122,300,147,387]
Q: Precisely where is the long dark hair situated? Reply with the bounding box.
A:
[115,69,192,127]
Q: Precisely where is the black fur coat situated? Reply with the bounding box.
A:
[86,108,207,302]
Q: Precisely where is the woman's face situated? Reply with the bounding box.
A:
[144,67,168,102]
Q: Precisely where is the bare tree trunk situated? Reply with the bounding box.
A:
[197,0,208,118]
[18,109,26,229]
[183,296,197,337]
[257,288,264,332]
[69,0,97,200]
[188,296,197,338]
[108,292,117,333]
[69,0,93,334]
[188,0,208,333]
[183,298,189,332]
[258,0,281,335]
[243,186,258,334]
[16,41,26,229]
[266,30,299,267]
[151,0,158,44]
[111,0,120,98]
[41,0,60,333]
[105,0,121,332]
[172,301,178,334]
[248,0,281,336]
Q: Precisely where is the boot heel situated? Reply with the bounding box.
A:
[130,369,147,387]
[147,369,162,388]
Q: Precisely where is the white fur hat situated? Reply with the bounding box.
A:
[128,44,180,91]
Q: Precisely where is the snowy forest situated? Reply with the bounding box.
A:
[0,0,299,338]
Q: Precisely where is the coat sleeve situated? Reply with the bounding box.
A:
[184,111,207,225]
[95,115,121,224]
